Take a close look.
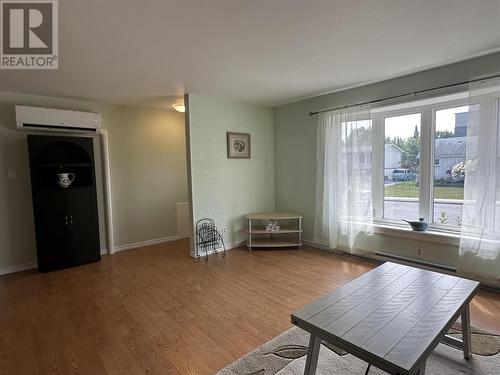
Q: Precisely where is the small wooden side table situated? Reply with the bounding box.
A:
[245,212,303,250]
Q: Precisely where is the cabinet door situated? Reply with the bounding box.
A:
[34,190,70,271]
[66,188,100,265]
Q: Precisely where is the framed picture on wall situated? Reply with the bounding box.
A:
[227,132,251,159]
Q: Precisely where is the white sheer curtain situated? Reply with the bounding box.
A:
[314,105,374,253]
[458,77,500,288]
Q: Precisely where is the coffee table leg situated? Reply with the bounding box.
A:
[462,304,472,360]
[304,334,321,375]
[417,360,426,374]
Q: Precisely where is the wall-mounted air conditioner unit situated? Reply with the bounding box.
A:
[15,105,102,133]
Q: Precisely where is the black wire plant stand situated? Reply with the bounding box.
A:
[195,218,226,261]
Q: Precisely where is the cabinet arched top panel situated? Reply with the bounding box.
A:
[34,140,91,165]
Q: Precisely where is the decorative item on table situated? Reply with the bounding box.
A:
[403,217,428,232]
[265,221,280,232]
[227,132,251,159]
[57,172,75,188]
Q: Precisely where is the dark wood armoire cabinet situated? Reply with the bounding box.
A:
[28,135,101,272]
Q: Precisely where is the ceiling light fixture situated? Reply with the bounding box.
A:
[172,103,185,113]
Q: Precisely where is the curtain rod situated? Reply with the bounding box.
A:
[308,73,500,116]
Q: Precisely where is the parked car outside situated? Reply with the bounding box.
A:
[392,169,416,181]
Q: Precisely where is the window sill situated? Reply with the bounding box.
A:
[373,223,460,246]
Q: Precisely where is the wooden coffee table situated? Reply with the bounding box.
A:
[291,262,479,375]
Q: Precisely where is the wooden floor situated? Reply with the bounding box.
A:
[0,240,499,375]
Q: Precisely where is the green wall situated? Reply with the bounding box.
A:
[187,95,274,256]
[274,52,500,268]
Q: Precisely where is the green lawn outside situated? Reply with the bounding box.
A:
[385,181,464,199]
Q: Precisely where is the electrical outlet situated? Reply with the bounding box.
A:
[7,170,15,180]
[222,226,227,234]
[417,248,422,256]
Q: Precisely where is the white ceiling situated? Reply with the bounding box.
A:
[1,0,500,109]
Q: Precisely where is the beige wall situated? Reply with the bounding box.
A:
[0,91,188,272]
[103,106,188,247]
[187,95,274,256]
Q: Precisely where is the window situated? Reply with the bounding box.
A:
[383,113,420,221]
[371,92,477,233]
[432,105,476,228]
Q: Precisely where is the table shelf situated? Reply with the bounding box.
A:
[248,239,303,247]
[248,225,303,234]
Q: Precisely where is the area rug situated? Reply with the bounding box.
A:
[216,324,500,375]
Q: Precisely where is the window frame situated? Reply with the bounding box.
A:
[372,106,427,226]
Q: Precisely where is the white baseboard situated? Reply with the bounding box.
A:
[302,239,332,251]
[0,262,37,276]
[114,234,189,253]
[193,240,246,259]
[0,236,188,276]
